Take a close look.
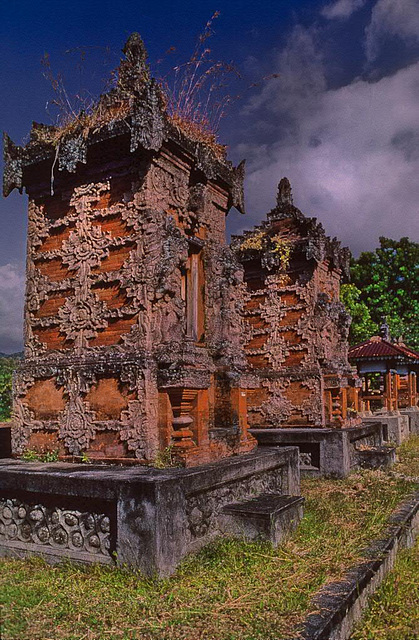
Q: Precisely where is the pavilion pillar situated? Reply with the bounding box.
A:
[408,372,416,408]
[340,388,348,420]
[364,374,370,412]
[394,373,399,411]
[384,371,392,411]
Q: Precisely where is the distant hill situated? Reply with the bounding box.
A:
[0,352,23,359]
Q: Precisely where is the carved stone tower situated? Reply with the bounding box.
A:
[3,34,256,465]
[232,178,360,430]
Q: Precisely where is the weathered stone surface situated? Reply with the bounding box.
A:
[362,413,409,445]
[356,445,396,470]
[0,446,300,575]
[251,422,385,477]
[220,494,304,546]
[399,407,419,435]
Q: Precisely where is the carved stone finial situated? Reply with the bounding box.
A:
[380,316,390,341]
[123,33,148,67]
[118,32,151,93]
[277,177,293,207]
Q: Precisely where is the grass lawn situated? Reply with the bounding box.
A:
[392,434,419,478]
[351,538,419,640]
[1,438,418,640]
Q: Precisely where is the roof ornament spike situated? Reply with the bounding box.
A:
[118,32,151,94]
[379,315,391,341]
[277,177,293,207]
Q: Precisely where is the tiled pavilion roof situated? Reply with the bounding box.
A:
[349,336,419,362]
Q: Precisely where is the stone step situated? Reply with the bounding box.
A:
[356,445,396,470]
[220,493,304,547]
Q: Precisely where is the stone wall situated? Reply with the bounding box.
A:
[0,447,300,575]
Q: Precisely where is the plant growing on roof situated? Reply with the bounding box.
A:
[270,234,293,272]
[238,230,267,252]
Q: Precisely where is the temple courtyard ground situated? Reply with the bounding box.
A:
[1,437,419,640]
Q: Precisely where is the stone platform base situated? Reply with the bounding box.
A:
[356,445,396,470]
[361,412,409,445]
[400,407,419,436]
[250,423,387,477]
[0,447,300,576]
[221,494,304,547]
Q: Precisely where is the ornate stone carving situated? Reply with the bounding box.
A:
[3,32,258,465]
[259,382,294,426]
[119,371,158,459]
[58,395,96,455]
[27,201,50,248]
[61,222,112,271]
[58,292,108,351]
[24,316,47,360]
[11,399,43,455]
[130,81,166,152]
[58,371,96,454]
[0,498,111,558]
[147,164,189,208]
[299,452,312,466]
[3,133,23,197]
[58,135,87,173]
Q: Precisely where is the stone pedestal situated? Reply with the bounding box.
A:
[363,412,409,445]
[400,407,419,435]
[250,422,386,477]
[0,447,300,576]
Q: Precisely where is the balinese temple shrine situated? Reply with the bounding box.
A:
[349,321,419,413]
[3,33,257,467]
[232,178,361,431]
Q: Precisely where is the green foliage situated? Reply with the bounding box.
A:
[340,284,378,345]
[0,357,19,421]
[350,237,419,348]
[21,449,59,462]
[152,445,181,469]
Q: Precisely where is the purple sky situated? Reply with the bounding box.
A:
[1,0,418,353]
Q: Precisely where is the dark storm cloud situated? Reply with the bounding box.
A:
[230,1,419,256]
[0,264,25,353]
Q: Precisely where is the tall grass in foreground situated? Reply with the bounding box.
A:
[1,463,417,640]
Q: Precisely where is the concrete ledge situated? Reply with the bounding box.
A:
[0,446,300,576]
[400,407,419,435]
[356,445,396,470]
[287,489,419,640]
[363,413,409,445]
[250,423,385,477]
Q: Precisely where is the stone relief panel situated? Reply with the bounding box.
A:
[0,498,111,559]
[259,380,294,427]
[119,370,159,459]
[11,399,43,455]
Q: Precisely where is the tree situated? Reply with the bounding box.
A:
[348,237,419,349]
[0,357,18,421]
[340,284,378,345]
